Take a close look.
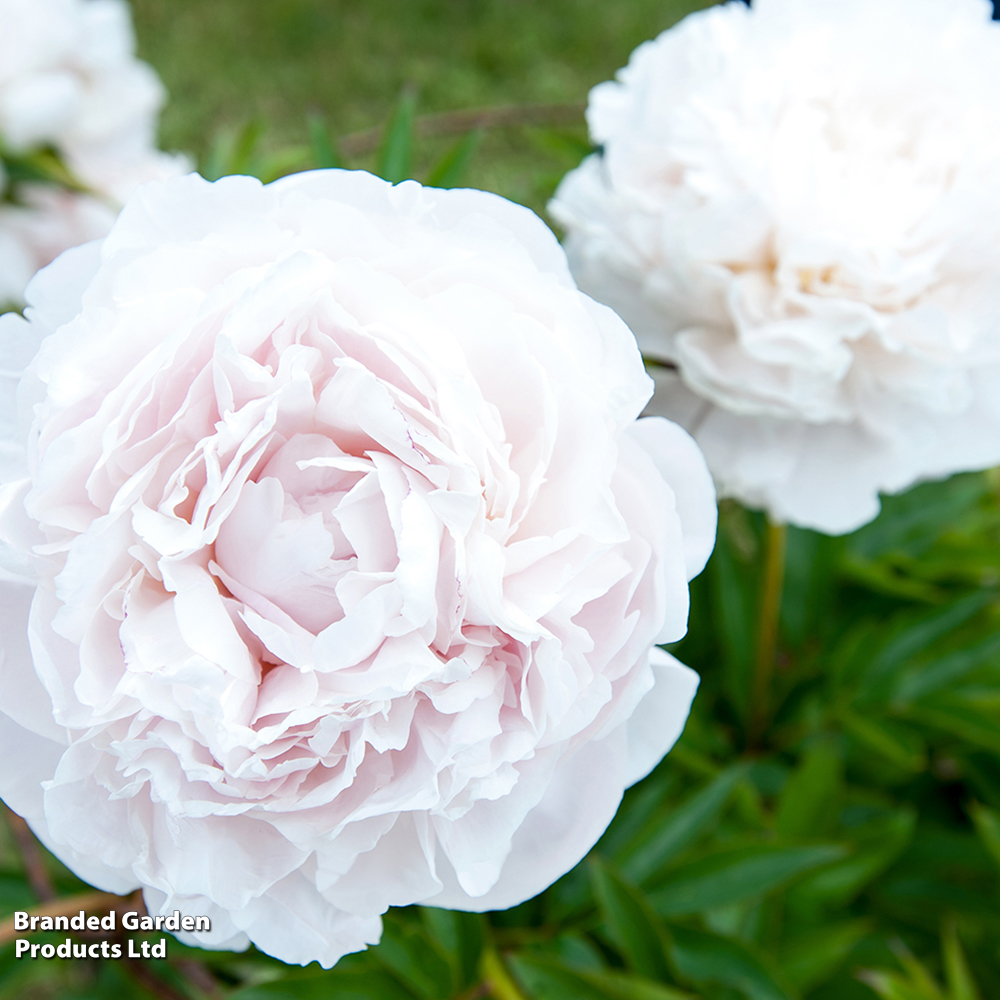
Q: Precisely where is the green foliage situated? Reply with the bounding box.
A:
[0,145,89,201]
[377,86,419,183]
[857,927,985,1000]
[0,140,90,312]
[197,88,486,190]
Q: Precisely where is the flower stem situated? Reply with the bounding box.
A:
[748,520,787,747]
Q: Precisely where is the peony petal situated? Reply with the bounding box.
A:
[0,168,714,968]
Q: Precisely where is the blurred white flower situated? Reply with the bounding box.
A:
[0,0,187,305]
[550,0,1000,534]
[0,170,716,967]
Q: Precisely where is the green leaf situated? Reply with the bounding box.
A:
[420,907,483,989]
[967,801,1000,873]
[710,522,757,721]
[649,843,846,916]
[306,111,342,169]
[508,955,615,1000]
[229,969,418,1000]
[904,697,1000,754]
[578,969,697,1000]
[941,919,982,1000]
[778,920,870,993]
[546,933,604,973]
[839,555,945,604]
[257,146,311,183]
[372,918,452,999]
[377,85,419,183]
[962,752,1000,816]
[230,119,266,175]
[876,877,996,922]
[780,527,839,648]
[0,146,89,195]
[775,740,843,839]
[482,947,531,1000]
[669,926,794,1000]
[848,473,990,560]
[201,127,235,181]
[787,809,916,913]
[840,711,927,774]
[855,593,994,703]
[200,119,268,180]
[890,633,1000,705]
[619,763,750,884]
[509,956,697,1000]
[589,858,674,983]
[891,938,947,1000]
[600,769,681,860]
[856,969,942,1000]
[424,129,483,188]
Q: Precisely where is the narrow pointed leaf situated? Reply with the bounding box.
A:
[577,969,698,1000]
[710,527,756,719]
[425,129,482,188]
[891,633,1000,704]
[420,907,483,990]
[377,86,418,183]
[509,956,696,1000]
[482,947,530,1000]
[775,741,842,839]
[787,809,916,910]
[507,956,613,1000]
[372,919,452,999]
[669,926,794,1000]
[857,969,942,1000]
[649,843,845,916]
[889,939,945,1000]
[202,129,236,181]
[856,593,993,701]
[840,711,927,773]
[905,698,1000,755]
[589,859,674,982]
[230,119,266,175]
[779,919,871,992]
[258,146,311,183]
[968,801,1000,872]
[307,111,342,169]
[620,763,750,883]
[941,919,982,1000]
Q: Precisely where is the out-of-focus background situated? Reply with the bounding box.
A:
[5,3,1000,1000]
[129,0,712,213]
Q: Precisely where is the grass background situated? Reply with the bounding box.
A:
[128,0,714,213]
[4,2,1000,1000]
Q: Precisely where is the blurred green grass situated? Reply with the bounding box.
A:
[129,0,714,213]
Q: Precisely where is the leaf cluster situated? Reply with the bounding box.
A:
[0,143,91,205]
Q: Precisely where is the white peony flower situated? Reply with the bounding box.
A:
[550,0,1000,534]
[0,0,188,306]
[0,170,716,967]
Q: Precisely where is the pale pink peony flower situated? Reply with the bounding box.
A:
[0,170,716,967]
[550,0,1000,534]
[0,0,188,305]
